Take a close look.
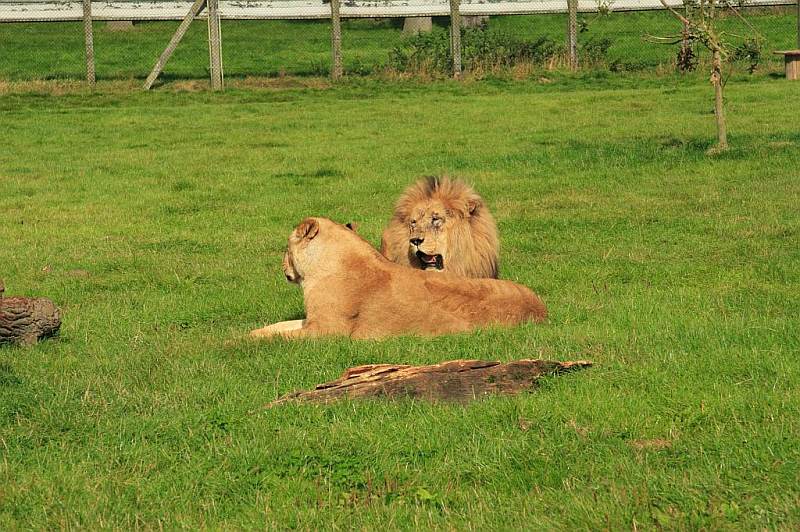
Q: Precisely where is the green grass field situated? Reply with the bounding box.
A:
[1,7,797,80]
[1,74,799,528]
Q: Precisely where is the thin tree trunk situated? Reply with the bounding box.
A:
[567,0,578,70]
[449,0,462,78]
[207,0,223,91]
[82,0,95,84]
[711,48,728,150]
[330,0,343,80]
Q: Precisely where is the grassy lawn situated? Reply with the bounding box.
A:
[1,75,799,528]
[0,7,797,80]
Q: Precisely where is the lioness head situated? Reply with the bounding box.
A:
[282,218,365,284]
[381,176,498,277]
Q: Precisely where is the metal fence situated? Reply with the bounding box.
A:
[1,0,798,87]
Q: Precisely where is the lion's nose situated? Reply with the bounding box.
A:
[410,237,424,246]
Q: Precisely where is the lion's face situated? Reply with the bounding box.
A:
[407,201,454,272]
[381,176,500,279]
[282,250,300,283]
[282,218,320,284]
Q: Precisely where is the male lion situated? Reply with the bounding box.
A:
[380,176,500,278]
[249,217,546,340]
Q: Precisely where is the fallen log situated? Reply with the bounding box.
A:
[268,358,592,406]
[0,280,62,346]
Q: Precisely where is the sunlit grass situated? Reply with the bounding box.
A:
[0,76,799,528]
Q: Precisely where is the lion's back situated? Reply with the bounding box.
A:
[416,274,547,330]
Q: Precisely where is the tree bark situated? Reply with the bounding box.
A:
[82,0,95,84]
[449,0,462,78]
[711,48,728,151]
[567,0,578,70]
[0,293,61,346]
[268,359,592,406]
[330,0,343,80]
[207,0,224,91]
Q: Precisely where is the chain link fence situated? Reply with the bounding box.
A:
[0,0,797,84]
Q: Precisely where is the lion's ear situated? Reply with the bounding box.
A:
[296,218,320,241]
[466,196,482,216]
[345,222,359,233]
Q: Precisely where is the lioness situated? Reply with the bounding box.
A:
[381,176,500,278]
[250,217,546,340]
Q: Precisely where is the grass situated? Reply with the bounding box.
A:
[0,7,797,81]
[1,74,799,528]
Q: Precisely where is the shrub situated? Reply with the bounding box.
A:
[581,37,614,64]
[388,28,563,74]
[730,37,763,74]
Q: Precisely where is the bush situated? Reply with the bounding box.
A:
[730,37,763,74]
[581,37,614,64]
[388,28,563,74]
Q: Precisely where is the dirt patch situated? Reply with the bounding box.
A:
[629,438,672,451]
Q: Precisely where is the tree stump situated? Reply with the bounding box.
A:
[461,16,489,29]
[403,17,433,35]
[268,359,592,407]
[106,21,134,31]
[0,281,62,346]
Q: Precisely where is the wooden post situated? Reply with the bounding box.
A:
[207,0,224,90]
[144,0,207,90]
[82,0,95,84]
[567,0,578,70]
[449,0,462,78]
[330,0,343,80]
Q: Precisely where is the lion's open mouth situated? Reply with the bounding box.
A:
[416,251,444,271]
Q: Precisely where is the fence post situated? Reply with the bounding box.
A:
[143,0,207,90]
[567,0,578,70]
[207,0,224,90]
[330,0,343,80]
[449,0,462,78]
[82,0,95,84]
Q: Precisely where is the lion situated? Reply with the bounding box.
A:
[249,217,546,340]
[380,176,500,279]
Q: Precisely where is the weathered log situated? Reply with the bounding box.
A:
[0,282,62,346]
[268,359,592,406]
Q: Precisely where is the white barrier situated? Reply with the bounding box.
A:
[0,0,793,22]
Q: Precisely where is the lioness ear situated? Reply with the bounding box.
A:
[296,218,320,241]
[466,196,481,216]
[345,222,359,233]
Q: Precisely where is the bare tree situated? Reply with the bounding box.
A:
[648,0,762,153]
